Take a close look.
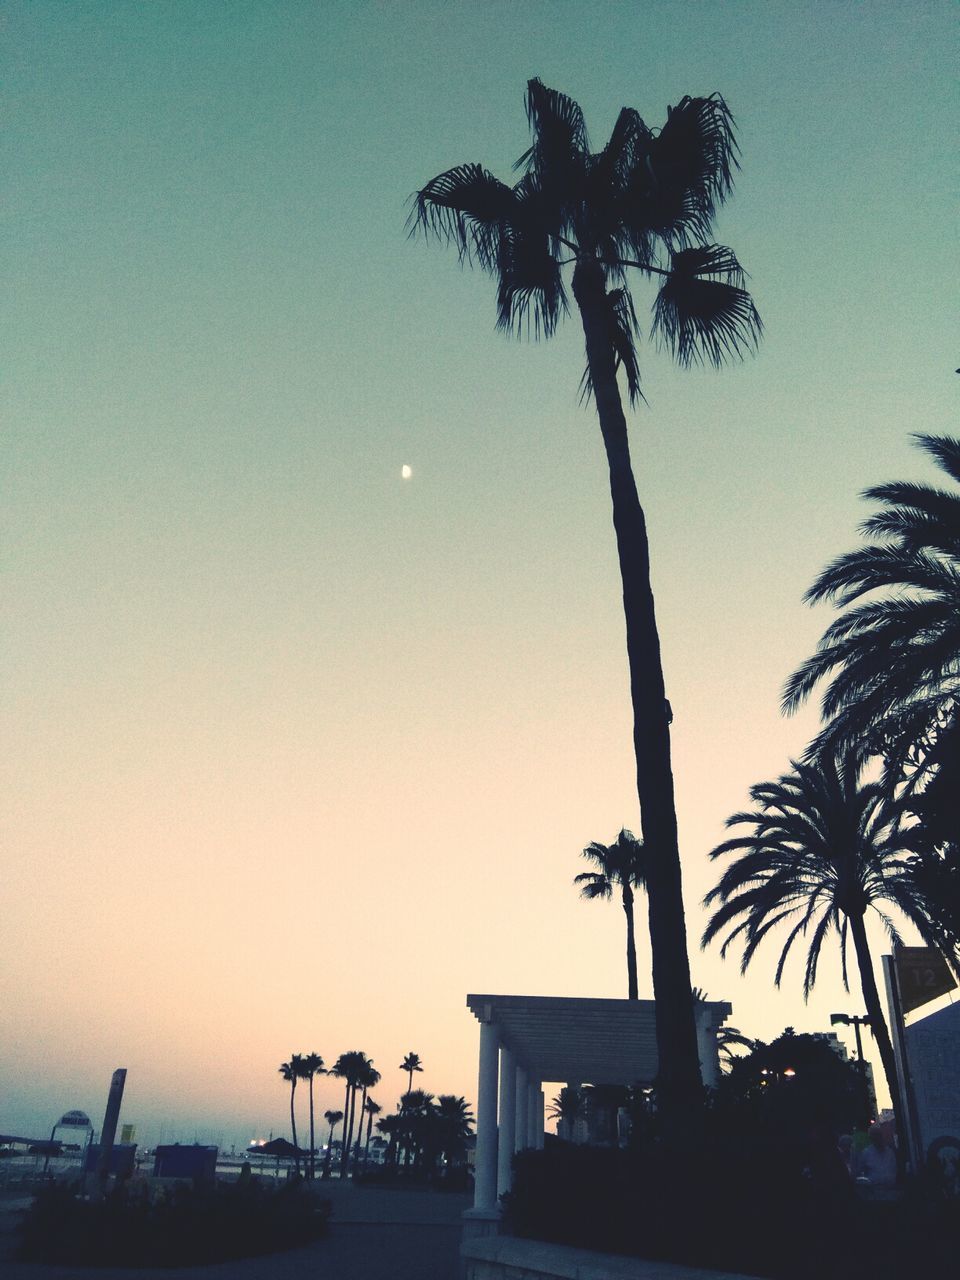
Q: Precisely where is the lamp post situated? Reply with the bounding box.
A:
[831,1012,874,1121]
[830,1012,871,1063]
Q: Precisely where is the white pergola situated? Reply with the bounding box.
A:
[464,992,732,1224]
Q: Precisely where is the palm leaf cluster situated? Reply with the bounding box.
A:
[783,434,960,780]
[702,753,938,996]
[413,78,761,398]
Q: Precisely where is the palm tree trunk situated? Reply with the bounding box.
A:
[339,1081,351,1178]
[354,1085,368,1164]
[848,909,906,1154]
[622,883,639,1000]
[307,1075,315,1180]
[365,1111,374,1159]
[343,1083,358,1178]
[289,1079,300,1175]
[573,261,701,1123]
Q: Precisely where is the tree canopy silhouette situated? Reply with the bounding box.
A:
[413,78,761,1120]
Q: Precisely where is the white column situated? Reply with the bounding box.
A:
[514,1065,529,1153]
[527,1079,541,1148]
[496,1046,516,1198]
[472,1021,500,1212]
[537,1089,545,1148]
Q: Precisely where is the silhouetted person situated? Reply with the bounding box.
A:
[803,1120,852,1194]
[857,1124,896,1188]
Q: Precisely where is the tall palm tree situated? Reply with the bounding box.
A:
[277,1054,305,1174]
[352,1059,381,1163]
[299,1052,325,1180]
[575,828,648,998]
[331,1051,367,1178]
[702,751,943,1139]
[414,79,761,1118]
[322,1109,343,1179]
[399,1052,423,1097]
[362,1098,382,1163]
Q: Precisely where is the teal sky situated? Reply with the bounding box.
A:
[3,1,956,1146]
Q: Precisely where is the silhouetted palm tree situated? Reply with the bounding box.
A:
[352,1059,381,1163]
[575,828,647,998]
[414,79,761,1118]
[434,1095,475,1166]
[547,1086,586,1141]
[322,1109,342,1179]
[702,751,942,1136]
[399,1052,423,1097]
[362,1098,382,1163]
[331,1051,368,1178]
[783,435,960,787]
[300,1052,325,1179]
[278,1054,305,1175]
[716,1025,756,1073]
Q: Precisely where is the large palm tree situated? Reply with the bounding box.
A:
[701,751,943,1139]
[783,435,960,792]
[783,434,960,970]
[277,1054,305,1174]
[414,79,761,1117]
[299,1052,325,1180]
[575,828,648,998]
[322,1109,343,1179]
[399,1052,423,1097]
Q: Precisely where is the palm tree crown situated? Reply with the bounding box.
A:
[413,79,760,384]
[400,1052,423,1096]
[575,828,647,999]
[701,750,942,1131]
[783,434,960,771]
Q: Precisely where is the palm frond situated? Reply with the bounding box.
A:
[411,164,515,269]
[652,245,761,367]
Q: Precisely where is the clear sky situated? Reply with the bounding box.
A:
[3,0,956,1148]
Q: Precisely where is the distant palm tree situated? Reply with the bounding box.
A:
[691,988,754,1073]
[547,1086,586,1141]
[375,1113,400,1166]
[399,1052,423,1097]
[716,1025,756,1073]
[362,1098,382,1163]
[278,1054,305,1174]
[300,1052,325,1179]
[702,751,942,1138]
[575,829,647,999]
[352,1059,381,1163]
[414,78,761,1120]
[398,1089,435,1170]
[330,1049,376,1177]
[434,1095,475,1166]
[322,1109,343,1179]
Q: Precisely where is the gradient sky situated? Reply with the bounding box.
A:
[3,0,956,1148]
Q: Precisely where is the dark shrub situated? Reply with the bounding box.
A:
[503,1141,959,1280]
[17,1178,331,1267]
